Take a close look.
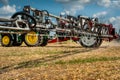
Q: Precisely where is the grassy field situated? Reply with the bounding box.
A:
[0,41,120,80]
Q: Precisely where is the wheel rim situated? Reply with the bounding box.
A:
[2,36,10,45]
[25,31,38,45]
[80,35,97,47]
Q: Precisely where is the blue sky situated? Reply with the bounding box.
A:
[0,0,120,32]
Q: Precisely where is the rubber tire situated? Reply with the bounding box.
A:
[94,39,103,47]
[79,35,98,48]
[1,34,13,47]
[80,38,103,48]
[24,31,39,47]
[12,34,23,46]
[39,36,48,46]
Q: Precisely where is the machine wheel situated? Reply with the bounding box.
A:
[39,36,48,46]
[1,34,13,47]
[95,38,103,47]
[79,35,98,48]
[12,34,23,46]
[24,31,39,46]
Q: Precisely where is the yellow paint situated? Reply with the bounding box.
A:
[2,35,10,45]
[25,31,38,45]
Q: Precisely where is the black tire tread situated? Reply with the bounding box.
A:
[1,34,13,47]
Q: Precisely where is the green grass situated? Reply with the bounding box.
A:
[55,57,120,64]
[8,57,120,69]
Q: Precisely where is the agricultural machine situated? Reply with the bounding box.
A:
[0,6,118,47]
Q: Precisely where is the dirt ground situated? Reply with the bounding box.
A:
[0,41,120,80]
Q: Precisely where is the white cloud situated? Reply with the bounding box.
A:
[97,0,111,7]
[93,11,107,18]
[0,5,16,18]
[0,0,17,18]
[112,0,120,7]
[68,5,84,15]
[77,0,90,4]
[97,0,120,8]
[0,5,16,15]
[109,16,120,23]
[109,17,116,22]
[56,0,120,16]
[56,0,70,3]
[56,0,90,15]
[109,16,120,32]
[56,0,90,3]
[56,0,111,15]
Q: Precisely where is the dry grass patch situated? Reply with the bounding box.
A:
[0,41,120,79]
